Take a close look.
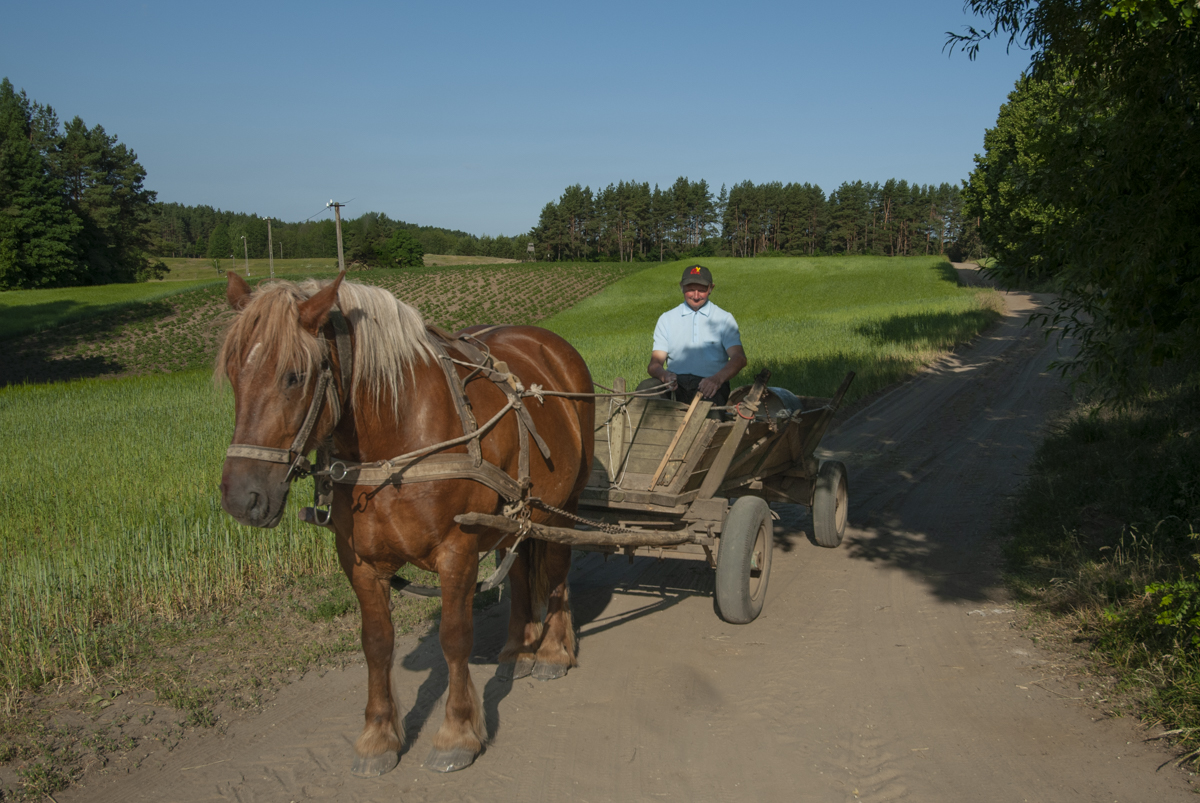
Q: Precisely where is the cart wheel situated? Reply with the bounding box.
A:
[715,496,773,624]
[813,460,848,548]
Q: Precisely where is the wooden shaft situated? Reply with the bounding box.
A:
[453,512,693,547]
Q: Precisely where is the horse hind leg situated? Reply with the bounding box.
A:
[496,542,541,681]
[531,539,577,682]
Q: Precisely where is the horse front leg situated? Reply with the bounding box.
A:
[340,547,403,777]
[425,547,485,772]
[531,539,577,681]
[496,542,539,681]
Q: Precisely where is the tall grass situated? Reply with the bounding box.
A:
[0,280,223,341]
[0,370,339,692]
[545,256,1002,402]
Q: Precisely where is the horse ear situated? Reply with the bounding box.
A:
[298,271,345,334]
[227,272,252,310]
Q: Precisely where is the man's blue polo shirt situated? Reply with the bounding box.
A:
[652,301,742,377]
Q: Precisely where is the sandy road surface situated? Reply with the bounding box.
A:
[66,273,1196,802]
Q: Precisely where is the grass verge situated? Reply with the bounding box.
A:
[1003,367,1200,761]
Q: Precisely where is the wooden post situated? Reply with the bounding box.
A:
[330,202,346,272]
[266,217,274,278]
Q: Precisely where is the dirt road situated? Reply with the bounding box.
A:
[65,277,1196,802]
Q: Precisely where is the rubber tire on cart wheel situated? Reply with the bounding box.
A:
[813,460,848,548]
[715,496,774,624]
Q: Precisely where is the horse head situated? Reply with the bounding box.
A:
[217,272,344,528]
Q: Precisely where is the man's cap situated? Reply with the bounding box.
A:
[680,264,713,287]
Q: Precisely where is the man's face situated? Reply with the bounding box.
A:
[682,282,712,311]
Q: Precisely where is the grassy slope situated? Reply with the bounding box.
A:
[0,263,646,387]
[0,280,223,341]
[546,256,1001,403]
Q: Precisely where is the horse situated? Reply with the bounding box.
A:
[216,272,595,776]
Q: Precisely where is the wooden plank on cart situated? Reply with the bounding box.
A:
[696,370,771,499]
[647,394,706,490]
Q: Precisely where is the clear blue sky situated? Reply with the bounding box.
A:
[1,1,1027,237]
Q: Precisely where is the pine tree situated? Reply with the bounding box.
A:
[0,78,82,289]
[51,116,163,282]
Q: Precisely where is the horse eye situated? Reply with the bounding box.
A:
[286,372,303,388]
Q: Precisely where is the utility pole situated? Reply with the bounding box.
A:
[242,235,249,276]
[327,200,346,272]
[266,217,274,279]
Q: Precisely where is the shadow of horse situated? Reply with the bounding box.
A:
[393,545,736,751]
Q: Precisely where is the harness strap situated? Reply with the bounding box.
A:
[225,443,297,464]
[428,336,482,467]
[311,309,353,525]
[327,452,524,501]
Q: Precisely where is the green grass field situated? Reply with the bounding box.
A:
[0,256,1000,698]
[546,256,1001,404]
[0,371,339,690]
[0,280,223,342]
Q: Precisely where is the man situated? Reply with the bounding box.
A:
[647,264,747,406]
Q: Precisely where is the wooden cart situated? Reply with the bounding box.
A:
[458,369,854,623]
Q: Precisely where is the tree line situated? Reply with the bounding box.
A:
[150,204,533,267]
[0,78,164,289]
[531,176,982,262]
[956,0,1199,392]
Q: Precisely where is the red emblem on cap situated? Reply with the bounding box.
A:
[690,267,701,274]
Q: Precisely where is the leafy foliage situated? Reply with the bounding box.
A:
[952,2,1200,393]
[962,70,1077,285]
[380,229,424,268]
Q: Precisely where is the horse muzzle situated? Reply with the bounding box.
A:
[220,459,292,528]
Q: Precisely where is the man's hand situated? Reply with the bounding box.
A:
[697,375,722,398]
[648,351,676,389]
[698,345,748,398]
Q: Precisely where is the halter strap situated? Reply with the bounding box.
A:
[224,308,352,484]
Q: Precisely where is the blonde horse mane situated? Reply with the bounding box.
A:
[215,278,435,413]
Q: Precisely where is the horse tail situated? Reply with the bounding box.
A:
[523,536,578,666]
[525,538,552,632]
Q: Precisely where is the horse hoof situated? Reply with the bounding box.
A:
[532,661,569,682]
[424,746,477,773]
[351,750,399,778]
[497,657,534,681]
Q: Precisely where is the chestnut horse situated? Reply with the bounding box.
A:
[216,273,594,775]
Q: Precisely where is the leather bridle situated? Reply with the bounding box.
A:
[224,308,353,487]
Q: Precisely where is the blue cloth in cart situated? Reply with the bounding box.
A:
[768,387,803,413]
